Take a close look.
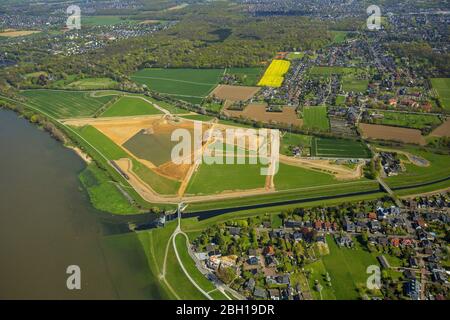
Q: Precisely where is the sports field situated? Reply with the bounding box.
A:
[257,60,290,87]
[20,90,114,118]
[431,78,450,111]
[100,96,162,117]
[303,106,330,131]
[311,137,371,159]
[131,68,224,104]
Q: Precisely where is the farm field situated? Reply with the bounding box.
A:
[0,29,40,37]
[303,106,330,131]
[257,60,290,87]
[359,123,426,145]
[431,78,450,111]
[225,67,263,86]
[224,103,303,127]
[210,84,260,102]
[20,90,114,118]
[131,68,224,104]
[368,111,442,130]
[311,137,371,158]
[101,96,162,117]
[430,118,450,137]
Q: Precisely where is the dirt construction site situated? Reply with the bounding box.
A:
[64,113,364,204]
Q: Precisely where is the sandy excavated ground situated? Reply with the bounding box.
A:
[279,155,364,180]
[66,112,364,203]
[224,103,303,127]
[359,123,426,145]
[210,84,260,101]
[430,118,450,137]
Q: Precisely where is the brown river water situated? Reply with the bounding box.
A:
[0,109,165,299]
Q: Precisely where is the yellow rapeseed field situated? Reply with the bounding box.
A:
[257,60,291,87]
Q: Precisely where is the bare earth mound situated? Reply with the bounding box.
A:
[224,103,303,127]
[430,118,450,137]
[210,84,260,101]
[359,123,426,145]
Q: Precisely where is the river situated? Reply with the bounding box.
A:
[0,109,165,299]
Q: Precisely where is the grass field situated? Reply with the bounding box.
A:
[83,15,138,26]
[74,125,129,160]
[225,67,263,86]
[369,111,442,130]
[65,78,118,90]
[186,180,382,213]
[304,260,336,300]
[311,137,371,158]
[331,31,348,44]
[431,78,450,111]
[303,106,330,131]
[280,132,312,156]
[384,146,450,189]
[20,90,114,118]
[132,160,181,195]
[186,160,266,195]
[322,235,380,300]
[101,96,162,117]
[342,76,369,93]
[274,163,336,190]
[131,68,224,104]
[257,60,290,87]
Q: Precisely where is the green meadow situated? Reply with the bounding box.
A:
[101,96,162,117]
[431,78,450,111]
[303,106,330,131]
